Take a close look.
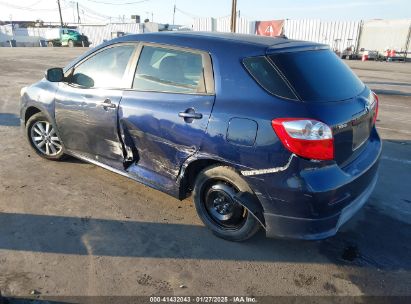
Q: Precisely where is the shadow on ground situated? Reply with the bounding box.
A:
[0,205,410,270]
[0,113,20,127]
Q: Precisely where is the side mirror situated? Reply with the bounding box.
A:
[46,68,64,82]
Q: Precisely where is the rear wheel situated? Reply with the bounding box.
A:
[47,41,54,47]
[26,112,66,161]
[68,40,74,47]
[193,165,260,241]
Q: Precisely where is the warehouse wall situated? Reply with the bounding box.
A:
[215,16,255,34]
[284,20,361,52]
[78,23,141,47]
[358,19,411,52]
[191,17,362,52]
[0,25,47,46]
[192,17,216,32]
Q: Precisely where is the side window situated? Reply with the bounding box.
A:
[133,45,206,94]
[71,45,135,89]
[243,56,297,100]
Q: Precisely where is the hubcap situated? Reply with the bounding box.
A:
[30,121,62,156]
[204,182,246,229]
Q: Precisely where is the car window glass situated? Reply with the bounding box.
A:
[71,45,135,89]
[243,56,297,100]
[133,45,205,94]
[269,50,365,102]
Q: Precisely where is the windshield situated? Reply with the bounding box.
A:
[269,50,365,102]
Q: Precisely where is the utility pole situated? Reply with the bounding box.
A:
[76,2,81,24]
[230,0,237,33]
[57,0,64,27]
[173,3,176,25]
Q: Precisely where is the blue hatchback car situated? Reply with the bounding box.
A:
[20,32,381,241]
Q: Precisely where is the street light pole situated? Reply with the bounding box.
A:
[230,0,237,33]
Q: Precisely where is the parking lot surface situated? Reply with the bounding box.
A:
[0,48,410,298]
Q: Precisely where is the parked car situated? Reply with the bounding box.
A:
[45,27,89,47]
[20,32,381,241]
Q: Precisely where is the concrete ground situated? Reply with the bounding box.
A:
[0,48,410,300]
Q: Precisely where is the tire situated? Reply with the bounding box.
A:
[193,165,261,241]
[26,112,66,161]
[48,41,54,47]
[68,40,74,47]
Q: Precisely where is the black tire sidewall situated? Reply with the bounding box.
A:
[26,112,65,161]
[193,165,260,241]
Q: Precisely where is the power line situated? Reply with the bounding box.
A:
[175,7,200,19]
[0,1,70,12]
[82,0,147,5]
[73,1,112,19]
[28,0,46,7]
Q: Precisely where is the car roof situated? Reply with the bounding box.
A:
[128,31,288,46]
[115,31,326,54]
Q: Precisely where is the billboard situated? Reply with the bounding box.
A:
[256,20,284,36]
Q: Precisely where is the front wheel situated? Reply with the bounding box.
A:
[193,165,261,241]
[68,40,74,47]
[26,112,66,161]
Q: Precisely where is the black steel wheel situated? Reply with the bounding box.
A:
[193,165,261,241]
[203,181,247,229]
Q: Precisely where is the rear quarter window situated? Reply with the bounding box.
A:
[243,56,297,100]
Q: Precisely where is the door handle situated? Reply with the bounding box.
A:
[100,98,116,109]
[178,108,203,122]
[178,112,203,119]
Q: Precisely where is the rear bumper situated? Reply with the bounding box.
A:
[244,128,382,240]
[264,172,378,240]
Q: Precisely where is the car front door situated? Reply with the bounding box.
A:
[119,43,216,183]
[54,43,138,170]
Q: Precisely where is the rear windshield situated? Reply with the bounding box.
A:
[269,50,365,102]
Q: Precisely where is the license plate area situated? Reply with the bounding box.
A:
[352,120,370,150]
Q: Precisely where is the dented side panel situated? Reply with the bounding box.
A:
[119,90,215,181]
[55,84,125,170]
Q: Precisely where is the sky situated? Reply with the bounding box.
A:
[0,0,410,25]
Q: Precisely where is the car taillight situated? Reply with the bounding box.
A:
[272,118,334,160]
[371,92,379,125]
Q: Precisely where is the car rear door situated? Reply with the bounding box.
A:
[54,43,138,170]
[119,43,215,181]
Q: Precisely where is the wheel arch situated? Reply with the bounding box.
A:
[179,158,225,199]
[24,106,42,125]
[179,156,266,227]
